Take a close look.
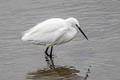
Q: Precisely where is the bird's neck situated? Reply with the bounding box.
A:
[69,26,78,35]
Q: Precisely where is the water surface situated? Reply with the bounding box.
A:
[0,0,120,80]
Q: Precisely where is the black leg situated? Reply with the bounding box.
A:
[50,46,53,59]
[45,46,55,69]
[49,46,55,69]
[45,46,49,56]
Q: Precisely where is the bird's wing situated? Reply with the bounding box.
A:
[22,19,68,44]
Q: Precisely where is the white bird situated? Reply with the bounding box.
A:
[21,17,88,59]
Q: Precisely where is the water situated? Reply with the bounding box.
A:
[0,0,120,80]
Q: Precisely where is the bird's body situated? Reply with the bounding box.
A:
[22,18,78,46]
[21,17,88,67]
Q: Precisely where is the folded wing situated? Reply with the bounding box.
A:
[21,18,68,45]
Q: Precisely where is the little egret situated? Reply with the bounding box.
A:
[21,17,88,60]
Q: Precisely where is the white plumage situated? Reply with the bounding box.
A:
[22,17,88,46]
[21,17,88,63]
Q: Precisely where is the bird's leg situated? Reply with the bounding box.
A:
[45,46,49,56]
[49,46,55,69]
[45,46,50,62]
[44,46,55,69]
[45,46,52,68]
[50,46,53,59]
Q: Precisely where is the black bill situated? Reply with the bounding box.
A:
[76,24,88,40]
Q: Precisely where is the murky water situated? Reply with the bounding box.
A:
[0,0,120,80]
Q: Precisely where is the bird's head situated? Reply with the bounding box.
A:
[66,17,88,40]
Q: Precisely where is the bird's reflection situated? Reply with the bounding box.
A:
[44,55,55,69]
[26,56,91,80]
